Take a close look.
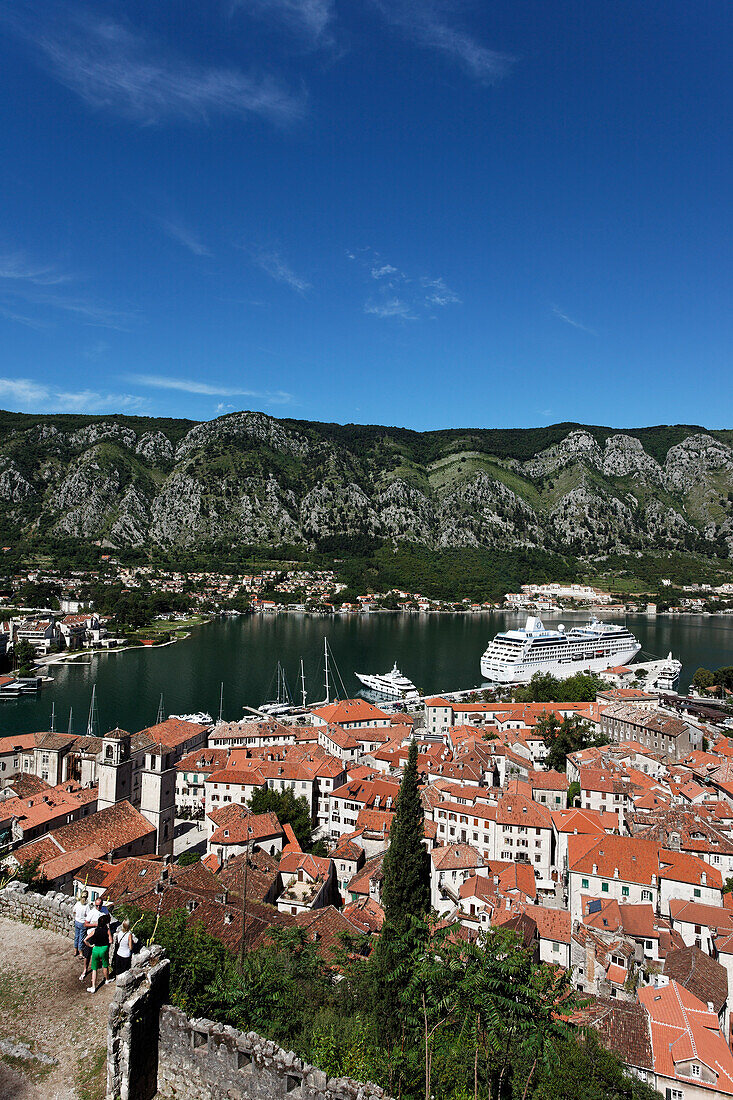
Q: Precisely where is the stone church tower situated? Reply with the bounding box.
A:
[97,729,133,811]
[140,746,176,858]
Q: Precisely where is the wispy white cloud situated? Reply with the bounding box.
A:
[421,275,461,307]
[159,220,212,257]
[27,291,138,330]
[253,250,311,294]
[9,8,305,126]
[130,373,294,404]
[0,252,72,286]
[551,305,596,335]
[371,1,515,84]
[242,0,335,47]
[0,246,138,330]
[0,377,145,414]
[364,298,416,320]
[351,248,460,319]
[0,306,50,329]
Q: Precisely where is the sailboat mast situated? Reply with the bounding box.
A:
[300,658,307,709]
[218,682,224,723]
[50,701,55,734]
[324,637,330,705]
[67,707,73,736]
[86,685,96,737]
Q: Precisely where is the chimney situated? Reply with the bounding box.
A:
[592,864,598,875]
[614,867,619,879]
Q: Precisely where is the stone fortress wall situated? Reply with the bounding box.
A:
[0,880,76,937]
[0,883,392,1100]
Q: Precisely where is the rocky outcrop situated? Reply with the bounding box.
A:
[602,434,664,481]
[50,449,125,538]
[548,480,635,553]
[110,484,153,546]
[68,422,137,451]
[300,483,380,540]
[436,473,542,549]
[149,471,211,546]
[0,412,731,559]
[664,434,733,494]
[0,459,35,504]
[176,411,310,462]
[136,431,174,464]
[375,479,435,542]
[524,430,603,478]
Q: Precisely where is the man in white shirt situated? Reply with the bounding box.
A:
[73,891,89,957]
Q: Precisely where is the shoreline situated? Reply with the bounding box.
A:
[16,607,732,683]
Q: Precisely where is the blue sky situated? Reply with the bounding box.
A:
[0,1,732,430]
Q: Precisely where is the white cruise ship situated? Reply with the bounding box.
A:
[480,616,641,684]
[356,663,419,701]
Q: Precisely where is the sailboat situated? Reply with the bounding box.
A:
[260,662,293,715]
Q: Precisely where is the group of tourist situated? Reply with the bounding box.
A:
[72,891,136,994]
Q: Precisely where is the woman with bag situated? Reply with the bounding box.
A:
[109,919,135,981]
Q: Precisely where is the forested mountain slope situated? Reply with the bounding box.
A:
[0,410,731,560]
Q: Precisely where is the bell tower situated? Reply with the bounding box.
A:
[97,729,133,810]
[140,747,176,858]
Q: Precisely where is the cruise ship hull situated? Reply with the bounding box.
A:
[481,644,641,684]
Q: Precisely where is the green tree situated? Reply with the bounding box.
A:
[567,780,580,807]
[381,740,431,931]
[247,787,313,849]
[539,713,609,773]
[13,639,37,675]
[176,851,201,866]
[514,671,608,704]
[14,856,47,891]
[692,667,714,691]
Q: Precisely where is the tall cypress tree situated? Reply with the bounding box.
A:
[381,739,431,928]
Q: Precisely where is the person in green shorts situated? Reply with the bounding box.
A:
[85,911,112,994]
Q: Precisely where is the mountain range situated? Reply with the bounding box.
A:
[0,411,732,561]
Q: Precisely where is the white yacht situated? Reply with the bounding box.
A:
[356,663,419,701]
[480,616,641,684]
[649,653,682,693]
[168,712,213,725]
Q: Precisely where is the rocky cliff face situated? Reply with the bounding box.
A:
[0,412,731,558]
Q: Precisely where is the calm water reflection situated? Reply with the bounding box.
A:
[2,612,733,736]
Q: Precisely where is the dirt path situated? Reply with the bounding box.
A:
[0,916,114,1100]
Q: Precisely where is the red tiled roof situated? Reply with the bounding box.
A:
[209,808,283,846]
[137,718,208,748]
[568,834,722,888]
[531,905,571,944]
[606,963,627,985]
[14,801,155,867]
[432,844,484,871]
[311,700,390,725]
[639,981,733,1089]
